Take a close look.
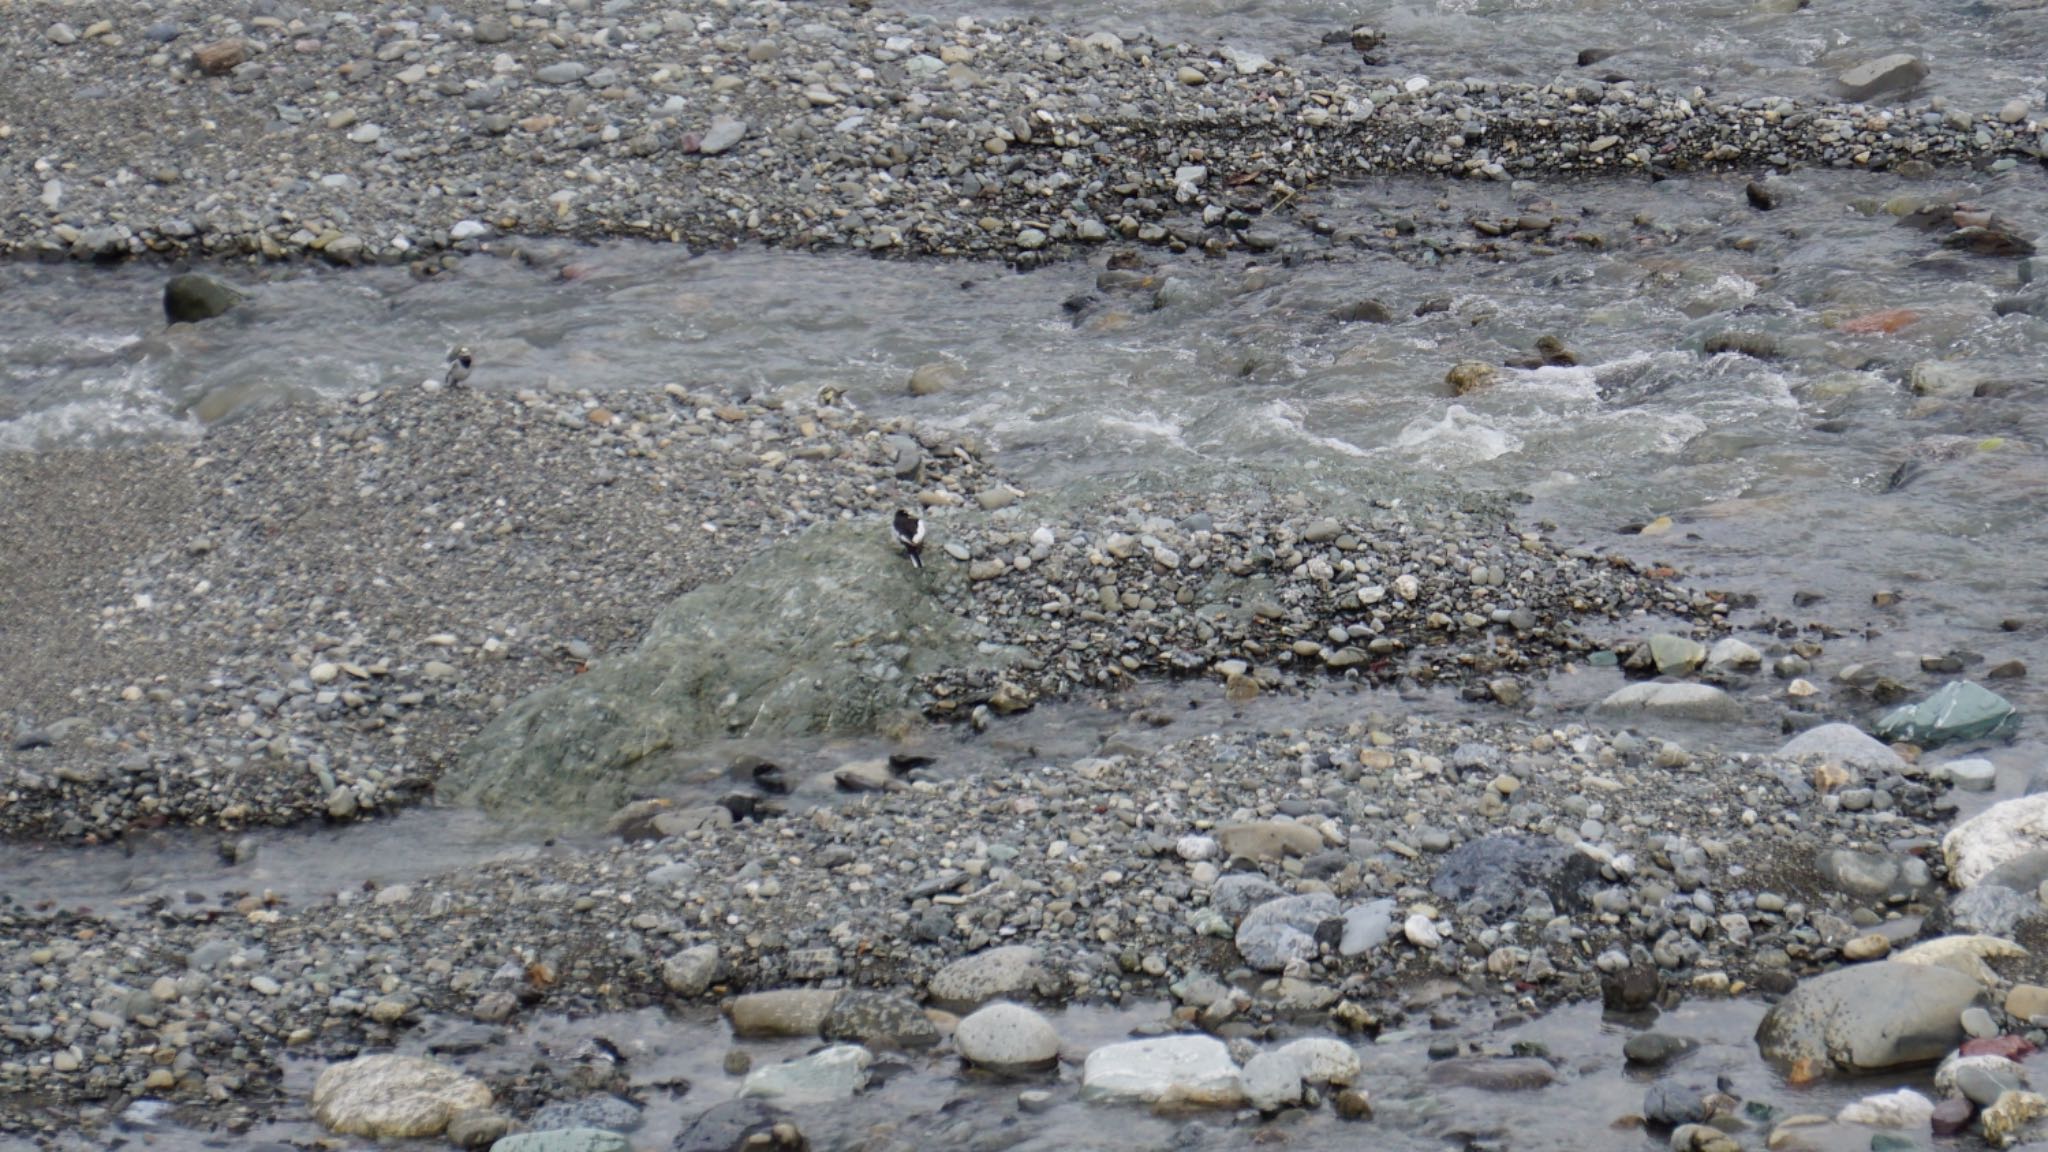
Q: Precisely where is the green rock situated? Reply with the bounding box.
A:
[446,520,1019,824]
[1869,1134,1920,1152]
[162,273,243,324]
[1648,633,1706,675]
[490,1130,632,1152]
[1874,680,2016,747]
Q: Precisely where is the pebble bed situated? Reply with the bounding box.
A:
[3,0,2042,266]
[0,712,1994,1137]
[0,384,992,839]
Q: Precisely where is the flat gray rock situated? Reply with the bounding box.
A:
[1755,961,1980,1073]
[1776,723,1904,771]
[1836,53,1928,101]
[1597,681,1740,722]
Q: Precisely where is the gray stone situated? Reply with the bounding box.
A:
[490,1129,632,1152]
[1947,1054,2026,1106]
[1950,884,2039,936]
[1429,834,1594,916]
[1235,892,1341,972]
[729,989,840,1038]
[1339,898,1396,956]
[698,119,748,155]
[1944,758,1999,792]
[528,1096,641,1133]
[1947,795,2048,888]
[908,362,962,396]
[927,945,1046,1007]
[1912,360,1994,398]
[1776,724,1905,771]
[1242,1051,1304,1111]
[820,990,938,1049]
[662,945,724,997]
[1642,1082,1707,1126]
[739,1045,871,1105]
[473,18,513,43]
[1209,874,1288,922]
[954,1002,1060,1069]
[1836,54,1929,101]
[1754,962,1981,1073]
[1649,634,1706,675]
[672,1100,783,1152]
[1706,638,1763,670]
[1816,849,1928,900]
[537,63,590,85]
[163,274,243,324]
[1596,682,1741,722]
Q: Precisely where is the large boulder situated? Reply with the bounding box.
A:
[1755,962,1982,1074]
[312,1054,493,1138]
[448,521,1016,821]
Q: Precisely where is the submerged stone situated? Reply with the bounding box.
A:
[163,273,242,324]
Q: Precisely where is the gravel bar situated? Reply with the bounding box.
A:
[3,0,2042,266]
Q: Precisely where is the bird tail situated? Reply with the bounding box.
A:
[909,550,923,569]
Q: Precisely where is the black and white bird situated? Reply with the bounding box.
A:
[892,509,925,568]
[444,346,474,388]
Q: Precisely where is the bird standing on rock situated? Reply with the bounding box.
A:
[444,346,473,388]
[892,509,925,568]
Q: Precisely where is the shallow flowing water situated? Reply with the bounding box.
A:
[5,167,2045,702]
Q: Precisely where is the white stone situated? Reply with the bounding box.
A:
[1706,638,1763,670]
[1777,723,1905,771]
[1941,758,1998,792]
[740,1045,872,1104]
[312,1054,492,1139]
[1278,1037,1361,1086]
[1081,1036,1245,1107]
[1946,795,2048,889]
[1597,682,1740,722]
[1837,1088,1935,1128]
[1176,835,1219,861]
[1404,913,1441,947]
[955,1002,1060,1068]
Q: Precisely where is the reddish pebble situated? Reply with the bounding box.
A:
[1840,308,1920,334]
[1932,1094,1975,1135]
[1961,1034,2037,1060]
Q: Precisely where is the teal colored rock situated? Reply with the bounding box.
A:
[1874,681,2016,747]
[447,520,1019,824]
[490,1129,632,1152]
[162,274,243,324]
[1869,1135,1921,1152]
